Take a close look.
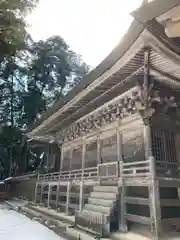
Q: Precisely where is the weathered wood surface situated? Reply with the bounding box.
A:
[149,180,161,238]
[125,213,151,225]
[125,197,149,205]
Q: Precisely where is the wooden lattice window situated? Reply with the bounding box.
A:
[152,130,177,164]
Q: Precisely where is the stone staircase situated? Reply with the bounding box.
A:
[75,184,120,237]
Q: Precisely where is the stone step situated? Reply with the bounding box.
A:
[75,210,110,237]
[90,191,117,200]
[76,209,108,224]
[88,197,114,207]
[84,204,111,215]
[93,185,119,193]
[100,180,119,186]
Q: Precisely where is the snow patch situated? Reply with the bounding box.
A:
[0,207,65,240]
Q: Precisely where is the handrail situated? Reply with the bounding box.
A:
[122,160,150,177]
[123,160,150,167]
[38,159,154,181]
[38,166,98,181]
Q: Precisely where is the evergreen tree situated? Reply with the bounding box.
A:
[0,2,89,178]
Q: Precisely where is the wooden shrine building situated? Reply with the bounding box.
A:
[27,0,180,238]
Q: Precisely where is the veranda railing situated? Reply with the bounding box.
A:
[38,159,153,181]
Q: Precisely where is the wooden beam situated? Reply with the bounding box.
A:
[125,197,149,205]
[150,68,180,88]
[161,218,180,232]
[125,214,151,225]
[161,199,180,207]
[124,178,151,186]
[158,178,180,188]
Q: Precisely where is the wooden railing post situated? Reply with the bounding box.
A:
[66,182,71,214]
[40,183,43,205]
[119,160,127,232]
[149,156,156,178]
[78,141,85,211]
[79,180,84,211]
[119,160,123,177]
[47,184,51,208]
[106,165,108,176]
[148,180,161,239]
[34,182,38,205]
[117,128,121,178]
[97,136,101,164]
[33,173,39,205]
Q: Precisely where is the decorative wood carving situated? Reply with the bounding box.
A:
[57,84,180,142]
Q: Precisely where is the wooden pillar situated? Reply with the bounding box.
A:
[60,146,64,173]
[56,184,60,209]
[79,181,84,211]
[148,180,161,239]
[117,121,123,177]
[144,119,153,160]
[47,184,51,208]
[117,119,127,232]
[79,142,85,211]
[69,148,73,171]
[40,183,44,205]
[81,141,86,172]
[46,146,50,172]
[143,48,153,160]
[143,48,160,238]
[66,182,71,214]
[97,135,101,164]
[34,173,40,205]
[117,131,120,163]
[119,160,128,233]
[34,182,38,205]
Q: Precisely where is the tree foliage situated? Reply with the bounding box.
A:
[0,1,89,178]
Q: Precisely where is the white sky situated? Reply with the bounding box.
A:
[27,0,143,67]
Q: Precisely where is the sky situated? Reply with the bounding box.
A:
[27,0,143,67]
